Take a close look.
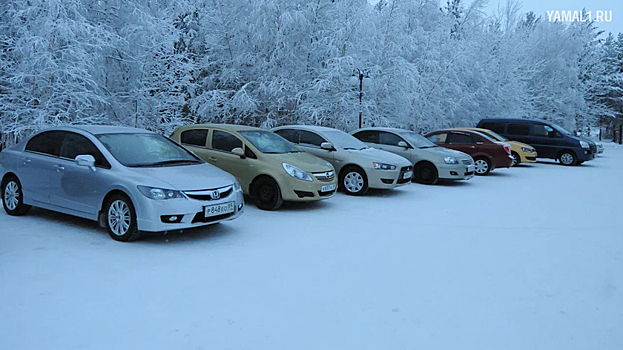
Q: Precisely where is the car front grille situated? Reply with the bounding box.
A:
[590,144,597,154]
[313,170,335,182]
[396,166,413,184]
[184,185,233,201]
[461,159,472,165]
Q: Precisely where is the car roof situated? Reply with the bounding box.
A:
[479,118,535,124]
[176,124,262,132]
[45,125,153,135]
[353,127,411,134]
[452,127,491,133]
[273,125,338,133]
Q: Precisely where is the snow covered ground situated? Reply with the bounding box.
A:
[1,145,622,350]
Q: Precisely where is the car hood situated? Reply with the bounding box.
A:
[129,163,236,191]
[507,140,534,149]
[423,146,471,159]
[275,152,334,172]
[351,148,412,166]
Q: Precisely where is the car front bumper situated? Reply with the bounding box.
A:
[576,148,597,162]
[365,165,413,189]
[437,163,475,180]
[135,187,244,232]
[519,151,537,163]
[278,174,338,202]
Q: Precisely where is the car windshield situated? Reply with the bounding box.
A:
[96,133,202,167]
[239,130,300,154]
[323,130,368,150]
[399,131,437,148]
[552,124,573,136]
[480,129,508,141]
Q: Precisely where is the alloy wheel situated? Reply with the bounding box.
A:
[4,181,19,211]
[511,154,519,166]
[474,159,489,174]
[108,200,131,236]
[344,171,364,193]
[560,153,574,165]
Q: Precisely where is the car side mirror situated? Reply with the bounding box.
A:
[75,154,96,172]
[231,147,246,159]
[320,142,335,151]
[397,141,409,148]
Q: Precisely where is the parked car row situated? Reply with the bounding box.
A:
[0,118,600,242]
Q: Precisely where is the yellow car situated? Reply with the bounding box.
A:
[454,127,537,166]
[171,124,337,210]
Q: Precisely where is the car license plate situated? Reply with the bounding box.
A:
[403,171,413,179]
[204,202,235,217]
[321,184,336,192]
[468,165,475,173]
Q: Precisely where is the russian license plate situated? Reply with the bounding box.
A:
[321,184,336,192]
[204,202,235,217]
[467,165,475,173]
[403,171,413,179]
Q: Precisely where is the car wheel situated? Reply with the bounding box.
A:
[511,152,521,167]
[340,166,368,196]
[2,176,31,216]
[473,157,492,175]
[413,162,438,185]
[559,151,577,166]
[105,194,140,242]
[252,177,283,211]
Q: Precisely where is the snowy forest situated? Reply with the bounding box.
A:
[1,0,623,146]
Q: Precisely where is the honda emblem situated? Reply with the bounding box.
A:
[210,190,220,200]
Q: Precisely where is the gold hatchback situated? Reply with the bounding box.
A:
[171,124,337,210]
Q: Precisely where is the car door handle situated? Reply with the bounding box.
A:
[208,157,217,162]
[469,146,476,149]
[21,158,31,165]
[55,164,65,172]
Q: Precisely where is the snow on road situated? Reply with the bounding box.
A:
[1,146,622,350]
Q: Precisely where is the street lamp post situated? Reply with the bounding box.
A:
[350,68,370,129]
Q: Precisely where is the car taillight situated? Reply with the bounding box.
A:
[503,145,510,154]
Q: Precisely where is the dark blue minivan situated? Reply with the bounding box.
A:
[476,119,596,165]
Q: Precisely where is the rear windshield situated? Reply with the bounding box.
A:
[399,131,437,148]
[238,130,301,154]
[323,130,368,150]
[480,129,508,141]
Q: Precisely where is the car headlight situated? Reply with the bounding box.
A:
[521,147,535,153]
[282,163,313,182]
[443,156,458,164]
[137,186,185,200]
[579,140,590,149]
[372,162,397,170]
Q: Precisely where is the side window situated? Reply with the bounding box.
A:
[299,130,327,148]
[507,124,530,136]
[274,129,298,143]
[481,122,505,134]
[212,130,243,152]
[60,132,111,169]
[25,131,64,156]
[180,129,208,147]
[447,133,474,144]
[379,132,404,146]
[353,131,379,144]
[427,133,447,144]
[245,147,257,159]
[533,124,558,138]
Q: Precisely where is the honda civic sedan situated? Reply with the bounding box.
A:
[0,125,244,241]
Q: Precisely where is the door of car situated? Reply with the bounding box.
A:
[205,129,251,187]
[531,123,564,158]
[376,131,414,163]
[49,132,113,215]
[443,132,477,156]
[17,131,65,204]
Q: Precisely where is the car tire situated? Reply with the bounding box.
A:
[413,162,438,185]
[558,151,577,166]
[105,194,140,242]
[1,176,31,216]
[252,177,284,211]
[340,166,369,196]
[511,152,521,167]
[473,157,492,176]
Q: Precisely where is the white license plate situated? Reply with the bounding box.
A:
[321,184,336,192]
[403,171,413,179]
[204,202,235,217]
[468,165,475,173]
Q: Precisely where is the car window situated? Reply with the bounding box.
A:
[379,132,404,146]
[353,131,379,144]
[480,129,507,141]
[480,122,505,134]
[97,133,201,167]
[59,132,111,168]
[507,124,530,136]
[180,129,208,147]
[399,131,437,148]
[447,133,474,144]
[238,130,300,154]
[299,130,327,147]
[273,129,298,143]
[212,130,243,152]
[25,131,64,156]
[427,133,447,144]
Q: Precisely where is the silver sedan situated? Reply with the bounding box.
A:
[0,125,244,241]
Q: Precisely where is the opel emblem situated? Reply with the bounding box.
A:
[210,190,220,200]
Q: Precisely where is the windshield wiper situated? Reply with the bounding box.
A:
[132,159,201,167]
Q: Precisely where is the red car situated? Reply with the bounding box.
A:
[424,129,513,175]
